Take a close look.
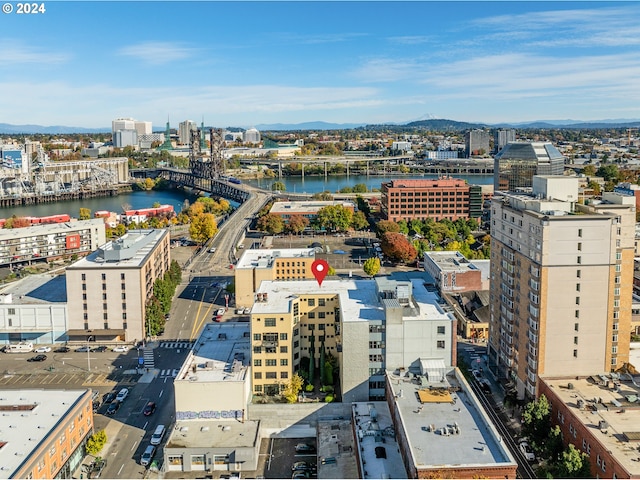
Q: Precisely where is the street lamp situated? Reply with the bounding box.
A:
[86,334,94,372]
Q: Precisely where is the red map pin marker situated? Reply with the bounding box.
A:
[311,259,329,286]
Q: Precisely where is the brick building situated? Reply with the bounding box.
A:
[381,178,482,222]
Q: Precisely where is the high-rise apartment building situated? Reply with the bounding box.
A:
[381,178,482,222]
[494,129,516,153]
[489,176,634,399]
[465,129,490,157]
[493,142,565,192]
[66,229,170,342]
[179,120,197,145]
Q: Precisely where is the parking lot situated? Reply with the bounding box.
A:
[264,438,317,480]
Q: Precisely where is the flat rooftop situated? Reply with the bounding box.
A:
[540,375,640,476]
[270,200,355,214]
[0,389,89,478]
[317,418,359,479]
[0,273,67,305]
[176,323,251,384]
[424,251,480,273]
[0,218,103,240]
[166,418,260,449]
[387,369,517,470]
[252,279,384,323]
[352,402,407,479]
[235,248,315,270]
[67,229,166,269]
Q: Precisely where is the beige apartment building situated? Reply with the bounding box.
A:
[489,176,634,399]
[66,229,170,342]
[234,248,316,308]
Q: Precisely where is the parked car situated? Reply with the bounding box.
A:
[27,354,47,362]
[519,439,536,461]
[115,388,129,402]
[478,379,492,394]
[143,402,157,416]
[292,461,316,472]
[208,247,216,253]
[103,391,117,404]
[292,472,310,479]
[106,401,120,415]
[112,345,128,353]
[54,346,70,353]
[75,346,91,353]
[295,443,316,454]
[140,445,156,466]
[216,308,226,316]
[471,369,482,381]
[91,345,108,352]
[34,346,51,353]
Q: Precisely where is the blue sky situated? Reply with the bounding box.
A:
[1,1,640,128]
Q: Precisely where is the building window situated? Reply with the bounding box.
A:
[318,312,326,319]
[254,359,262,366]
[308,298,315,306]
[121,273,125,280]
[577,256,581,264]
[121,283,126,290]
[253,346,262,354]
[576,284,580,292]
[573,349,578,357]
[576,269,581,278]
[82,284,86,291]
[266,359,276,366]
[266,372,277,379]
[103,303,108,310]
[280,359,288,366]
[319,299,325,306]
[102,284,106,291]
[437,326,446,334]
[280,346,288,353]
[280,333,288,340]
[281,372,288,379]
[308,312,315,319]
[574,336,578,345]
[265,318,276,327]
[576,297,580,305]
[254,385,262,392]
[81,274,86,281]
[575,310,579,318]
[122,293,126,300]
[578,228,582,237]
[577,242,582,251]
[253,334,261,341]
[101,273,106,281]
[254,372,262,379]
[437,340,446,349]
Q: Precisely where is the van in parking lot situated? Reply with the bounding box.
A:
[150,424,166,445]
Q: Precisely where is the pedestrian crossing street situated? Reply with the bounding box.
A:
[158,369,179,378]
[159,341,194,349]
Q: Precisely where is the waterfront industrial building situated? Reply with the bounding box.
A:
[65,229,170,342]
[268,200,356,225]
[381,178,482,222]
[489,176,635,399]
[0,389,94,479]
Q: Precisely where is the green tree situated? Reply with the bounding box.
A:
[363,257,381,277]
[85,430,107,455]
[353,183,367,193]
[189,213,218,244]
[376,220,400,237]
[582,164,596,176]
[521,394,551,449]
[282,373,304,403]
[315,205,353,232]
[79,208,91,220]
[556,444,592,478]
[596,164,620,184]
[145,296,165,336]
[115,224,127,236]
[323,361,333,386]
[396,219,409,235]
[351,211,369,230]
[545,425,565,462]
[312,191,334,201]
[257,213,285,235]
[272,181,286,192]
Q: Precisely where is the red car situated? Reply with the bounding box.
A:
[143,402,156,416]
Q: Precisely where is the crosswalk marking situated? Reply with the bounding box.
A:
[159,342,194,349]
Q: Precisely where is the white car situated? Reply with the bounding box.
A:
[216,308,226,317]
[115,387,129,402]
[112,345,128,353]
[519,440,536,462]
[208,247,216,253]
[34,346,51,353]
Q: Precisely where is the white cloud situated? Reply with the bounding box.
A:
[118,42,197,65]
[0,41,69,64]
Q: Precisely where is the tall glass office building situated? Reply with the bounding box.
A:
[493,142,565,192]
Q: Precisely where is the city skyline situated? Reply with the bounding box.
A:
[2,1,640,128]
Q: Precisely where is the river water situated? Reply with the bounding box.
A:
[245,173,494,194]
[0,173,494,218]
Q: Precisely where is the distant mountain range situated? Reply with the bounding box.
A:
[2,118,640,134]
